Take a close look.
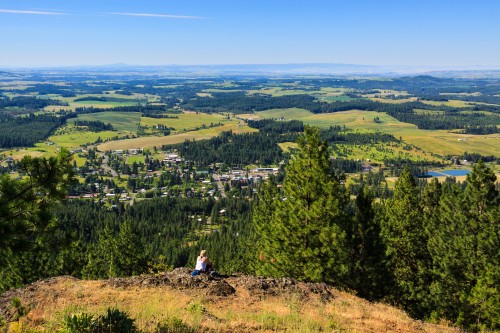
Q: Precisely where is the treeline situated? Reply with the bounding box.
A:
[247,119,304,133]
[456,151,498,163]
[461,124,499,134]
[73,120,113,132]
[181,92,317,114]
[0,113,67,148]
[74,105,171,115]
[321,125,398,144]
[0,96,66,110]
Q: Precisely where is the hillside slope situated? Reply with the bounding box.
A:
[0,268,460,333]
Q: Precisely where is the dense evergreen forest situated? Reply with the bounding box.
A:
[0,113,69,148]
[1,128,498,331]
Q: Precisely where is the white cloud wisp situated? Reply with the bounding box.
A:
[0,9,65,15]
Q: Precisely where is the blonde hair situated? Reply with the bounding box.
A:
[200,250,207,257]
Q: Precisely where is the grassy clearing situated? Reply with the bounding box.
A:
[141,112,237,133]
[48,129,118,149]
[278,142,298,152]
[126,155,145,165]
[257,109,500,157]
[68,112,142,133]
[97,122,256,151]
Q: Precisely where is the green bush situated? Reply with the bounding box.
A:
[64,308,138,333]
[65,312,94,333]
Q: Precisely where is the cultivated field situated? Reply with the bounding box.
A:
[257,108,500,157]
[97,122,256,151]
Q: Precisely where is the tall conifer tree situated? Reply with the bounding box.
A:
[381,167,432,317]
[253,126,348,283]
[429,160,499,330]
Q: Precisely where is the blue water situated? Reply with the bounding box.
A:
[441,169,471,177]
[426,169,471,177]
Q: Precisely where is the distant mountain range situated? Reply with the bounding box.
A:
[1,63,500,78]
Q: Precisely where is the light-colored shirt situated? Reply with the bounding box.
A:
[195,256,207,271]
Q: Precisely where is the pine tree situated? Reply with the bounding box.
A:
[253,126,348,284]
[83,222,147,279]
[0,149,75,255]
[429,160,499,331]
[381,166,432,317]
[347,186,388,300]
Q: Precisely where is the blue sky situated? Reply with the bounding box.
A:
[0,0,499,67]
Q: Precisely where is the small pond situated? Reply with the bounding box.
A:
[426,169,471,177]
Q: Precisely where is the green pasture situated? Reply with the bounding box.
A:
[48,129,118,149]
[68,112,142,133]
[126,155,146,165]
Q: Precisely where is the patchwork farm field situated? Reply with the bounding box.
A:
[257,108,500,157]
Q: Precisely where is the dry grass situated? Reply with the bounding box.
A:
[4,276,461,333]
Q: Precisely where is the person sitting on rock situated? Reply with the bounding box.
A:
[191,250,212,276]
